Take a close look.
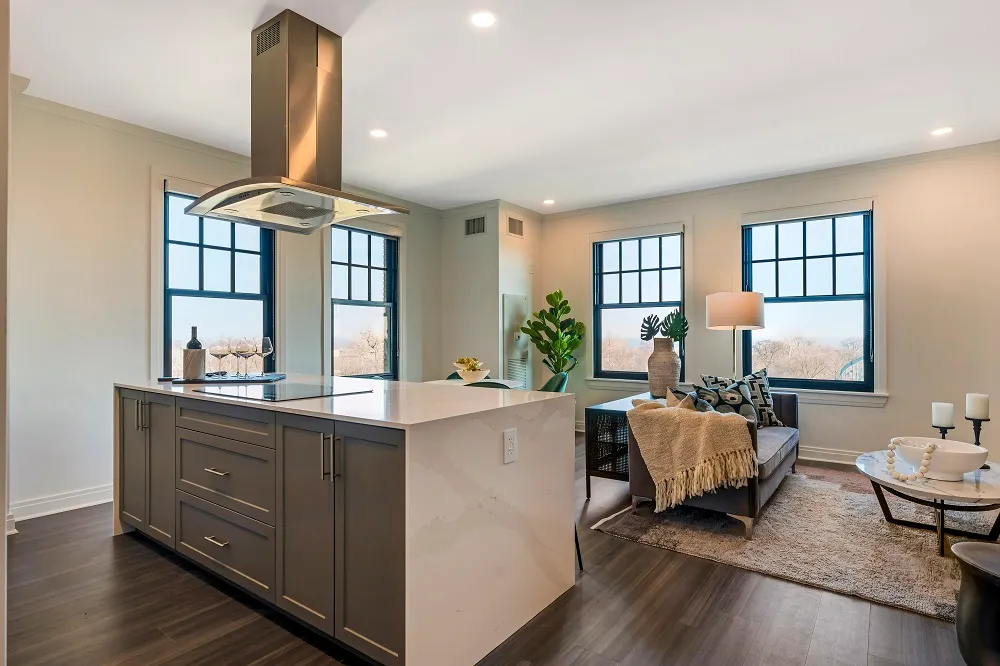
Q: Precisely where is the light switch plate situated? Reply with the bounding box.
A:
[503,428,518,464]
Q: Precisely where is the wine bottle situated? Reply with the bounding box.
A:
[186,326,203,350]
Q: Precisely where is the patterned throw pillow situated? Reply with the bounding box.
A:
[701,369,784,427]
[691,383,758,422]
[669,388,715,413]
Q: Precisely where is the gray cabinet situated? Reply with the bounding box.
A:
[335,421,406,666]
[275,414,336,635]
[145,393,176,547]
[119,389,147,529]
[119,390,176,547]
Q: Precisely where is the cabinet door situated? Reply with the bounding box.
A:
[335,421,405,665]
[119,389,146,529]
[145,392,176,547]
[275,414,336,635]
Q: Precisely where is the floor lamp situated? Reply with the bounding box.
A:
[706,291,765,379]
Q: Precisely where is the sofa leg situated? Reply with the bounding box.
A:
[729,514,754,540]
[791,462,796,473]
[631,495,641,514]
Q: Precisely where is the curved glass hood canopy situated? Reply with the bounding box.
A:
[186,10,408,234]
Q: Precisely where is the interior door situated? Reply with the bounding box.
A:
[275,413,336,635]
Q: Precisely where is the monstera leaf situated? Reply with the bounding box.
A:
[661,311,689,342]
[639,314,661,341]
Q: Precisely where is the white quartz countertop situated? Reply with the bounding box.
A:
[114,375,572,429]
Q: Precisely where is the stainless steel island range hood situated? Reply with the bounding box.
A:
[186,10,408,233]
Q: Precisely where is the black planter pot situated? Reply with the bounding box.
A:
[952,542,1000,666]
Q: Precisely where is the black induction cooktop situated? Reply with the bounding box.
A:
[192,382,373,402]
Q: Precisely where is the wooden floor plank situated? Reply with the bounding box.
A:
[5,436,965,666]
[805,592,870,666]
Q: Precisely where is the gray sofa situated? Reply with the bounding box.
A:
[627,391,799,539]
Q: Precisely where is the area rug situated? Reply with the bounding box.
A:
[592,464,999,621]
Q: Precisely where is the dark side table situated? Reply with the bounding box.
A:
[584,393,649,498]
[952,542,1000,666]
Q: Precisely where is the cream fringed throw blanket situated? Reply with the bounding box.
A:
[627,400,756,511]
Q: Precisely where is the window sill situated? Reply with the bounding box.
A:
[585,377,695,393]
[788,388,888,408]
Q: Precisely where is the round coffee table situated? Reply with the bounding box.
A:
[856,451,1000,556]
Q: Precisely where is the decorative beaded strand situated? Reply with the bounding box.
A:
[886,440,935,483]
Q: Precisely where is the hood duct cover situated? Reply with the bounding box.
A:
[186,10,408,233]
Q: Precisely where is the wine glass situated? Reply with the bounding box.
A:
[256,337,273,377]
[209,340,231,376]
[233,338,253,378]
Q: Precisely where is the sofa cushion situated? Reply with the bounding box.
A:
[690,383,758,422]
[703,369,784,427]
[757,427,799,479]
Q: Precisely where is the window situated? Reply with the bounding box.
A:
[330,226,399,378]
[742,211,873,391]
[163,193,276,377]
[593,233,684,379]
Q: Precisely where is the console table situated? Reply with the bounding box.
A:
[584,393,649,498]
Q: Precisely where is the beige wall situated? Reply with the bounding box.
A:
[8,93,442,519]
[439,202,501,375]
[540,141,1000,462]
[498,201,541,388]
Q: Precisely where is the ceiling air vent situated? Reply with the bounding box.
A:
[255,21,281,56]
[465,217,486,236]
[507,217,524,237]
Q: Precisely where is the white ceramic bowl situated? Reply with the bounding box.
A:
[891,436,988,481]
[458,369,489,383]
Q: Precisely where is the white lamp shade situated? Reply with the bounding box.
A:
[706,291,765,330]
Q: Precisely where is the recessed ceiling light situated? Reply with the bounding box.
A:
[931,127,953,136]
[543,199,555,205]
[370,128,388,139]
[470,11,496,28]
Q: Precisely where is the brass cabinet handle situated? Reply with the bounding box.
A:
[204,535,229,548]
[204,468,230,477]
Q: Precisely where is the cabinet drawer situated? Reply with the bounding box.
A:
[176,490,275,601]
[176,398,275,449]
[176,428,275,525]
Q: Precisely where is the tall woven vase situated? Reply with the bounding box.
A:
[647,337,680,398]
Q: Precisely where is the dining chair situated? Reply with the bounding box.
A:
[465,381,509,389]
[538,372,569,392]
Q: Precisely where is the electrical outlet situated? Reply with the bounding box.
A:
[503,428,518,464]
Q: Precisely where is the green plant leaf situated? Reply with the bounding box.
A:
[661,311,689,341]
[640,314,661,341]
[524,290,586,378]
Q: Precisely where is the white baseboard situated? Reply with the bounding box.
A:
[798,445,864,466]
[10,484,114,522]
[575,420,585,433]
[6,512,16,535]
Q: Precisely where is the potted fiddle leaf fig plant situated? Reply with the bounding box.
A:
[640,311,688,397]
[521,290,586,377]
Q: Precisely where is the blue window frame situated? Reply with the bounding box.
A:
[330,226,399,379]
[592,233,685,380]
[741,211,874,392]
[163,191,276,377]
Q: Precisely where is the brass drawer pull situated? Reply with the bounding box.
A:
[204,467,230,477]
[204,535,229,548]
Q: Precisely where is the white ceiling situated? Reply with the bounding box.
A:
[12,0,1000,213]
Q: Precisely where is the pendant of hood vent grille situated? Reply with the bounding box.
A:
[260,201,327,220]
[256,21,280,56]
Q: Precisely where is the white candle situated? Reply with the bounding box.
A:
[967,393,990,420]
[932,402,954,428]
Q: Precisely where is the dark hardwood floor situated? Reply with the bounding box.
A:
[7,436,965,665]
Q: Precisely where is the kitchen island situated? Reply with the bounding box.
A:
[113,375,575,666]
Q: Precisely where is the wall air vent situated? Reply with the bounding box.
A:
[255,21,281,56]
[507,217,524,237]
[465,217,486,236]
